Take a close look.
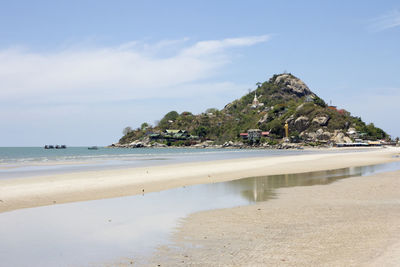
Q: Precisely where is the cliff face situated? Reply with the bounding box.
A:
[118,73,388,146]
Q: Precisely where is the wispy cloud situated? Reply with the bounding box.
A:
[369,9,400,32]
[0,35,269,104]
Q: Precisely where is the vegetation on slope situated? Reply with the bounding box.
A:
[119,73,388,146]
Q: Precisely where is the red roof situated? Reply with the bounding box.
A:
[261,131,270,136]
[240,133,248,136]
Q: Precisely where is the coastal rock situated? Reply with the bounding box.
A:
[332,132,345,143]
[294,116,309,132]
[347,127,357,135]
[193,144,205,148]
[194,141,214,148]
[316,129,332,140]
[300,131,315,142]
[277,143,301,149]
[332,132,352,143]
[222,141,234,147]
[343,136,353,143]
[273,74,314,97]
[151,142,167,148]
[233,141,244,147]
[312,116,330,126]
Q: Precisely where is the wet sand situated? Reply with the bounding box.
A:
[0,147,399,213]
[150,169,400,266]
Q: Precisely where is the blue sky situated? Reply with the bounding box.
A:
[0,0,399,146]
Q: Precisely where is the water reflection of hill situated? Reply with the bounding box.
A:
[226,167,365,203]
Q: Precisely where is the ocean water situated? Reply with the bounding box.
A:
[0,146,380,179]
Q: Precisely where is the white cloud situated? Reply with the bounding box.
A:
[369,9,400,31]
[0,35,269,104]
[181,35,270,57]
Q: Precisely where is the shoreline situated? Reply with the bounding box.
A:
[0,147,399,213]
[150,169,400,266]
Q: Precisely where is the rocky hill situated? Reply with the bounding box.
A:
[116,73,388,148]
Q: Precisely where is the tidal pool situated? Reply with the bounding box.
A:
[0,161,399,266]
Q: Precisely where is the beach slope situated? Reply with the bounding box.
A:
[151,169,400,266]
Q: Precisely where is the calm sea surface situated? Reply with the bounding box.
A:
[0,147,368,179]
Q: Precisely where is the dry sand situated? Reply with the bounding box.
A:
[0,147,399,213]
[150,169,400,267]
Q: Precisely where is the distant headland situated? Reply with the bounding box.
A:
[112,73,398,149]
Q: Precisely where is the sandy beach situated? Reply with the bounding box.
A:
[150,169,400,266]
[0,147,399,213]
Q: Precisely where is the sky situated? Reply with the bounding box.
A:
[0,0,399,146]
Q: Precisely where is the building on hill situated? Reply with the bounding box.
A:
[240,133,249,139]
[247,129,262,141]
[164,129,188,135]
[240,130,269,141]
[261,131,270,137]
[251,92,264,109]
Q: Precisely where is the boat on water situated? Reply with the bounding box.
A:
[44,145,66,149]
[88,146,98,150]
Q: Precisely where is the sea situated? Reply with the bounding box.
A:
[0,146,348,179]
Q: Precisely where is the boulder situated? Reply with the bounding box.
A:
[294,116,310,132]
[332,131,352,143]
[151,142,167,148]
[195,141,214,148]
[347,127,357,135]
[233,141,244,147]
[277,143,301,149]
[312,116,330,126]
[300,131,317,142]
[273,74,314,97]
[343,136,353,143]
[222,141,234,147]
[316,129,332,140]
[285,115,295,125]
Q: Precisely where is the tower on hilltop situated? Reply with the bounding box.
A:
[251,92,264,109]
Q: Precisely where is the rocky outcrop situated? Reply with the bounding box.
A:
[332,131,352,143]
[273,74,314,97]
[258,113,269,124]
[129,141,147,148]
[151,142,167,148]
[193,140,215,148]
[277,143,303,149]
[294,116,310,132]
[315,128,332,140]
[300,131,316,142]
[312,116,330,126]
